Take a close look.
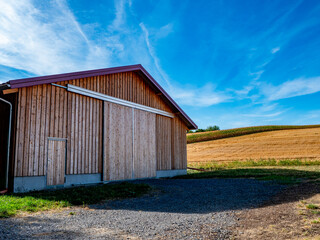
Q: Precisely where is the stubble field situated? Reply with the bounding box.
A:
[187,127,320,163]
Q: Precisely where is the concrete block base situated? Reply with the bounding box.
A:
[65,174,101,187]
[14,176,46,193]
[13,170,187,192]
[156,169,187,178]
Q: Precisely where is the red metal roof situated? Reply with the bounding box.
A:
[7,64,197,129]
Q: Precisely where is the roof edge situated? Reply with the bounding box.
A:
[7,64,197,129]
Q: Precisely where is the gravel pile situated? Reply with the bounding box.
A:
[0,179,283,239]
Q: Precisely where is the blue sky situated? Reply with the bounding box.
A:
[0,0,320,129]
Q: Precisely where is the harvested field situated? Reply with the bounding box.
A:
[188,127,320,163]
[187,124,320,144]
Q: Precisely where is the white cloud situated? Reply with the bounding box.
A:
[139,22,173,89]
[0,0,111,77]
[271,47,280,54]
[171,83,231,107]
[155,23,174,39]
[249,70,264,81]
[108,0,127,32]
[304,110,320,120]
[242,111,284,118]
[263,76,320,101]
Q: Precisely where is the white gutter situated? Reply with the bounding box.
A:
[67,84,174,118]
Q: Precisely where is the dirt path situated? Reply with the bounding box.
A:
[233,182,320,239]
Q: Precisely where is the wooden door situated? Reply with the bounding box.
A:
[47,138,66,186]
[133,109,156,178]
[103,102,133,181]
[156,115,172,170]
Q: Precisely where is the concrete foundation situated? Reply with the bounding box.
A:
[14,176,46,193]
[65,174,101,187]
[13,170,187,192]
[156,169,187,178]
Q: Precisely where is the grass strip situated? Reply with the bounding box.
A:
[188,159,320,170]
[0,182,150,218]
[177,164,320,184]
[187,124,320,144]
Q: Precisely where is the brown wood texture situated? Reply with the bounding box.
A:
[47,139,66,186]
[14,71,188,178]
[67,78,103,175]
[70,72,173,113]
[134,109,156,178]
[172,117,187,169]
[2,88,18,95]
[14,84,67,176]
[103,102,133,181]
[156,115,172,170]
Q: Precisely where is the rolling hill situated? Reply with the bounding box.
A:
[187,127,320,163]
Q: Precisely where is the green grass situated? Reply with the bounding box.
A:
[187,124,320,144]
[188,159,320,170]
[0,182,150,218]
[306,204,319,210]
[311,218,320,224]
[176,161,320,184]
[178,167,320,183]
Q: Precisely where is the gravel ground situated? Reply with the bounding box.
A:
[0,179,284,240]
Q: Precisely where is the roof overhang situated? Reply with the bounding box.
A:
[6,64,197,129]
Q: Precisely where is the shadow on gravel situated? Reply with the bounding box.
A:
[0,218,83,240]
[90,178,299,214]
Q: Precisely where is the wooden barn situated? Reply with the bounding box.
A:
[0,64,197,192]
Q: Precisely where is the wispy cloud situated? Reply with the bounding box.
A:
[262,76,320,101]
[171,83,231,107]
[108,0,127,32]
[139,22,232,107]
[0,0,110,78]
[271,47,280,54]
[242,111,284,118]
[139,22,173,89]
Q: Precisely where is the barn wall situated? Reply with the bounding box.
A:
[172,117,188,170]
[103,102,133,181]
[66,82,103,175]
[15,84,68,177]
[133,109,157,178]
[14,71,187,179]
[69,72,173,113]
[156,115,172,170]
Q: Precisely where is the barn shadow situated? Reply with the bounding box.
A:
[1,170,319,239]
[88,168,320,214]
[4,168,320,215]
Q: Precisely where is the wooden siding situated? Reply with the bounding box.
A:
[103,102,133,181]
[14,71,187,178]
[172,117,187,169]
[15,84,68,177]
[47,139,66,186]
[67,90,102,175]
[156,115,172,170]
[69,72,172,113]
[134,109,156,178]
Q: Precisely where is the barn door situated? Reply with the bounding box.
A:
[47,138,66,186]
[133,109,156,178]
[103,102,133,181]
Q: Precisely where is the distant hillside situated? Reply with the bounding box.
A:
[187,127,320,163]
[187,124,320,144]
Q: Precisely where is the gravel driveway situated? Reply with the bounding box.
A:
[0,179,283,240]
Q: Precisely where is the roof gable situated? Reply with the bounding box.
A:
[6,64,197,129]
